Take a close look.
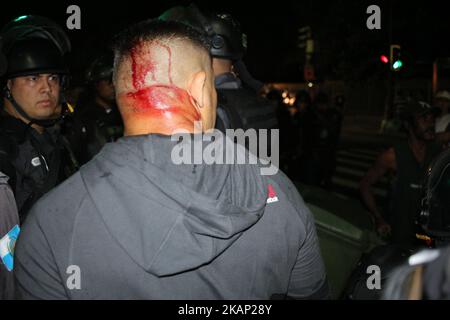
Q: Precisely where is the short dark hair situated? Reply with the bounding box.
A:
[112,19,211,62]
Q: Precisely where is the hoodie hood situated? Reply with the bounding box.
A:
[80,134,268,276]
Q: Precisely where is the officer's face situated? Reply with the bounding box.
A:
[8,74,61,120]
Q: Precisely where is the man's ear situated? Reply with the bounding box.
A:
[188,70,206,108]
[6,79,12,91]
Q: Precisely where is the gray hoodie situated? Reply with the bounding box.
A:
[14,134,328,299]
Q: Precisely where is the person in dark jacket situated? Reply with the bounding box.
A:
[360,101,441,246]
[297,92,342,187]
[14,19,329,300]
[74,54,123,164]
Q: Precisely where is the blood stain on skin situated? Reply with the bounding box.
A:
[130,44,156,90]
[124,84,200,122]
[125,41,201,131]
[130,41,174,90]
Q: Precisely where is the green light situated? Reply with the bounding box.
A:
[393,60,403,70]
[14,15,28,22]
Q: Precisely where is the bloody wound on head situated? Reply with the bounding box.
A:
[120,41,201,132]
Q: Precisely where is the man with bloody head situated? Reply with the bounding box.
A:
[14,19,328,299]
[114,29,217,135]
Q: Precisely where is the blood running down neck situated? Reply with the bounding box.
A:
[116,40,204,135]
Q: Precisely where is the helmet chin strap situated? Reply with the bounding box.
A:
[5,87,62,128]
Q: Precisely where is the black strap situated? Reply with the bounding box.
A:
[4,87,62,128]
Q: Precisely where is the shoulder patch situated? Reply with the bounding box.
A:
[0,224,20,272]
[31,157,42,167]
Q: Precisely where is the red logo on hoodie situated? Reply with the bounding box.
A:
[267,184,279,204]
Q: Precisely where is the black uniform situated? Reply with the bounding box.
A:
[0,114,78,222]
[214,72,278,132]
[74,99,123,164]
[389,140,441,245]
[299,107,342,186]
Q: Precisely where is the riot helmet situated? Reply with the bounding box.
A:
[159,4,246,60]
[0,15,70,78]
[85,53,114,85]
[5,37,68,78]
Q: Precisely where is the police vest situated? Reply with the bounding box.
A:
[0,115,78,222]
[217,87,278,131]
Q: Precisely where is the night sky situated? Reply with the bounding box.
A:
[2,0,449,84]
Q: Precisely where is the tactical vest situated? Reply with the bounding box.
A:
[0,115,78,222]
[217,87,278,131]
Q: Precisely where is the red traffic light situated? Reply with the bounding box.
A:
[380,55,389,64]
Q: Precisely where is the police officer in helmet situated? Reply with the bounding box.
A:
[0,15,78,222]
[74,53,123,164]
[159,4,278,133]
